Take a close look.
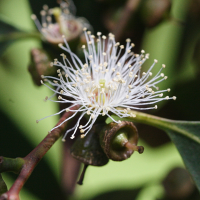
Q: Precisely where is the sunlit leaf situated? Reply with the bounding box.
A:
[0,14,22,55]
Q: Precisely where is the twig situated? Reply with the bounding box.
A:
[0,157,24,174]
[113,0,141,41]
[0,104,79,200]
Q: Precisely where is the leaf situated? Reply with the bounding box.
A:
[0,14,41,57]
[0,109,65,200]
[91,188,142,200]
[0,14,22,55]
[0,174,7,196]
[106,110,200,191]
[166,122,200,191]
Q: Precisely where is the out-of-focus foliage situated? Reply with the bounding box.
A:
[0,14,24,56]
[0,0,200,199]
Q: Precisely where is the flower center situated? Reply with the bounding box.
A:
[52,7,70,36]
[95,79,106,105]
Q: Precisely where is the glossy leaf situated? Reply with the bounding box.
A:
[106,110,200,191]
[166,124,200,191]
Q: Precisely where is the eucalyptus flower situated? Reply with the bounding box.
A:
[38,29,176,140]
[31,0,90,44]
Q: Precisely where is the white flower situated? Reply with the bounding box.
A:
[38,29,176,140]
[31,1,90,44]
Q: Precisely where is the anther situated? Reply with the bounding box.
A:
[80,129,85,133]
[58,43,63,47]
[50,62,54,67]
[131,113,136,117]
[131,43,135,47]
[79,125,83,129]
[91,114,95,119]
[87,110,91,115]
[161,73,164,77]
[142,72,146,76]
[31,14,37,20]
[173,96,177,100]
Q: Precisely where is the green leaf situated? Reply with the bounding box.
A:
[0,14,41,56]
[166,123,200,191]
[0,174,7,196]
[0,14,21,55]
[0,109,65,200]
[0,14,21,34]
[106,109,200,191]
[91,188,142,200]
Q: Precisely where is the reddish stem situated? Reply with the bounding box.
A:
[0,104,79,200]
[125,142,144,154]
[113,0,141,41]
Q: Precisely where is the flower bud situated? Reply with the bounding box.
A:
[28,48,56,86]
[70,124,109,166]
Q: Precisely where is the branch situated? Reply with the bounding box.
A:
[113,0,141,41]
[0,157,24,174]
[0,104,79,200]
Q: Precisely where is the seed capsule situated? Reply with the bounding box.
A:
[70,124,109,166]
[99,121,144,161]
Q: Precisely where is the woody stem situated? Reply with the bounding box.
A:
[0,104,79,200]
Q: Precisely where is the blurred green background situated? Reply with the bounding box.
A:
[0,0,199,199]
